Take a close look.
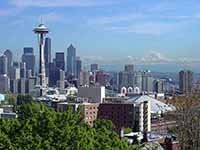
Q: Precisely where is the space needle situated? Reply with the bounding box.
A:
[33,23,49,96]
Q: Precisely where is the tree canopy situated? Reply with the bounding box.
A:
[0,102,132,150]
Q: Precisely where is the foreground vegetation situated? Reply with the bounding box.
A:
[0,101,132,150]
[169,94,200,150]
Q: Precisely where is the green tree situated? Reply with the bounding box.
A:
[0,102,133,150]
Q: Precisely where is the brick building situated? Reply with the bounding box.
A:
[57,102,99,126]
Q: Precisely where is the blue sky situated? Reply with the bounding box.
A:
[1,0,200,65]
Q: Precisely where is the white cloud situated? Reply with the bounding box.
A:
[10,0,119,7]
[87,14,144,25]
[105,22,178,35]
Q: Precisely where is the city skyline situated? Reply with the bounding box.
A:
[1,0,200,66]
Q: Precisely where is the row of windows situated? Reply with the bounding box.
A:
[86,111,97,115]
[85,115,96,120]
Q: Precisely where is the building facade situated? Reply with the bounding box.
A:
[78,86,105,103]
[67,44,76,76]
[56,102,99,126]
[55,52,65,71]
[179,70,194,95]
[0,55,8,75]
[97,101,151,133]
[22,47,35,76]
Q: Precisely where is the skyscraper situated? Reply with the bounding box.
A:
[95,71,110,86]
[154,79,164,93]
[20,62,26,78]
[76,57,82,80]
[67,44,76,76]
[0,74,10,93]
[91,64,98,72]
[22,47,35,76]
[142,73,154,93]
[44,37,51,77]
[0,55,8,75]
[55,52,65,71]
[118,65,135,89]
[80,70,90,86]
[44,37,51,64]
[3,49,12,78]
[13,62,19,68]
[48,62,60,87]
[124,64,134,72]
[179,70,194,95]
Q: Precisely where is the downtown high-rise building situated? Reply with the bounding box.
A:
[179,70,194,95]
[142,74,154,93]
[0,55,8,75]
[3,49,12,78]
[44,37,51,77]
[48,62,60,87]
[118,65,135,89]
[124,64,134,72]
[80,70,90,86]
[67,44,76,76]
[0,74,10,93]
[55,52,65,71]
[91,64,98,72]
[22,47,35,76]
[76,57,82,81]
[20,62,26,79]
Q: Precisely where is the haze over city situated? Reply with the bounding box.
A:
[0,0,200,72]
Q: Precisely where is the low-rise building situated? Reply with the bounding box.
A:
[97,100,151,133]
[57,102,99,126]
[0,105,17,119]
[78,86,105,103]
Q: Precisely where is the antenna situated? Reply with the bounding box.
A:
[38,16,44,24]
[41,16,43,24]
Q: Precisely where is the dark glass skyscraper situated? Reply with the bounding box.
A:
[55,52,65,71]
[67,44,76,76]
[76,57,82,84]
[49,62,60,87]
[22,47,35,76]
[44,37,51,77]
[0,55,8,75]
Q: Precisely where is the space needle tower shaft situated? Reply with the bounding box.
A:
[33,24,49,95]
